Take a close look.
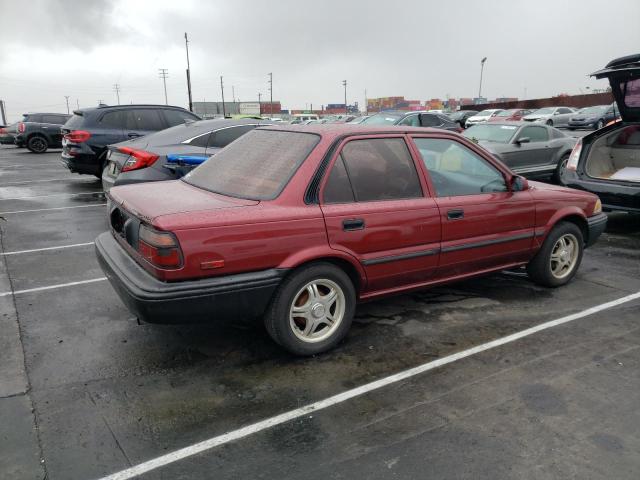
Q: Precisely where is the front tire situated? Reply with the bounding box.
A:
[595,119,604,130]
[27,136,48,153]
[264,263,355,356]
[527,222,584,287]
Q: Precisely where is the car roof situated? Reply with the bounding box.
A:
[23,112,69,116]
[258,124,453,139]
[74,104,192,114]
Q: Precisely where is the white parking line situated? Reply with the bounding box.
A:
[0,203,106,215]
[1,242,95,256]
[94,291,640,480]
[0,163,59,168]
[0,191,104,201]
[0,277,107,297]
[0,177,94,186]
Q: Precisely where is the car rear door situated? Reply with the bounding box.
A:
[410,134,535,277]
[122,109,167,140]
[41,114,66,144]
[319,134,441,293]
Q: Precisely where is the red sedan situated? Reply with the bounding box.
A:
[97,125,606,355]
[488,109,532,122]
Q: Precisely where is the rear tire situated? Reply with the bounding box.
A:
[527,222,584,287]
[553,153,570,185]
[27,135,48,153]
[264,263,355,356]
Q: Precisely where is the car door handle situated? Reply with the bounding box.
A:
[447,209,464,220]
[342,218,365,231]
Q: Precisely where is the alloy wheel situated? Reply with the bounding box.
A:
[289,279,346,343]
[550,234,579,279]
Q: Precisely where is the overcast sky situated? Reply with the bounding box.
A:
[1,0,639,121]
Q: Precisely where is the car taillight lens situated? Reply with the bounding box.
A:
[566,139,582,171]
[119,147,159,172]
[137,224,182,268]
[0,128,5,134]
[63,130,91,143]
[17,122,25,133]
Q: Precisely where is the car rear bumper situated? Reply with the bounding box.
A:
[95,231,286,324]
[563,174,640,213]
[586,212,607,247]
[61,152,101,175]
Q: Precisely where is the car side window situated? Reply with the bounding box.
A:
[323,155,355,203]
[559,108,572,114]
[164,109,197,127]
[398,115,420,127]
[420,114,442,127]
[132,109,165,131]
[188,132,212,147]
[337,138,423,202]
[42,115,60,124]
[413,138,507,197]
[99,111,124,128]
[518,126,548,142]
[208,125,256,149]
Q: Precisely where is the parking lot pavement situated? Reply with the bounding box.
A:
[0,144,639,480]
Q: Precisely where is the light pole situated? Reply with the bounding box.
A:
[342,80,347,114]
[185,32,193,112]
[478,57,487,100]
[268,73,273,117]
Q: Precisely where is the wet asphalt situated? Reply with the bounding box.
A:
[0,140,638,480]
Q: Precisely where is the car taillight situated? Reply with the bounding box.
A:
[566,139,582,171]
[63,130,91,143]
[0,128,5,134]
[119,147,159,172]
[137,224,182,269]
[17,122,25,133]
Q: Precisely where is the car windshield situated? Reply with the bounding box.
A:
[361,113,402,125]
[183,129,320,200]
[463,124,518,143]
[580,106,607,115]
[475,110,495,117]
[532,107,555,115]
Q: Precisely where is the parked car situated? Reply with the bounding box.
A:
[465,109,504,127]
[522,107,577,127]
[447,110,478,128]
[0,122,18,145]
[563,54,640,213]
[346,115,370,124]
[463,122,576,183]
[487,109,532,122]
[102,118,273,192]
[12,113,70,153]
[96,124,605,356]
[567,104,621,130]
[61,104,200,178]
[361,111,462,132]
[290,114,320,124]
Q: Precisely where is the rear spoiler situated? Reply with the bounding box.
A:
[72,110,84,116]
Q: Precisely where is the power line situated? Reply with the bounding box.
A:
[113,84,121,105]
[158,68,169,105]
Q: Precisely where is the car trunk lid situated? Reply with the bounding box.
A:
[591,54,640,122]
[108,180,258,225]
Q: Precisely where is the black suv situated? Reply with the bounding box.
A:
[61,104,200,177]
[14,113,70,152]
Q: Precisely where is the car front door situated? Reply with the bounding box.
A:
[319,135,441,293]
[502,125,554,174]
[410,135,535,277]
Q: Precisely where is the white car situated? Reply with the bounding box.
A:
[522,107,577,127]
[465,109,503,127]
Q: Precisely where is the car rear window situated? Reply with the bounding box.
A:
[64,114,86,128]
[183,129,320,200]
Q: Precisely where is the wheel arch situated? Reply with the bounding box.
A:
[544,209,588,244]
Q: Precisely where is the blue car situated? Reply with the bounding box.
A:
[567,104,621,130]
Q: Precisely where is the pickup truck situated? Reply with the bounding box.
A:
[14,113,70,153]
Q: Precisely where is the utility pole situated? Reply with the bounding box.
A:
[258,92,262,115]
[158,68,169,105]
[268,72,273,116]
[342,80,347,114]
[76,99,80,110]
[232,85,236,104]
[220,76,226,117]
[184,32,193,112]
[478,57,487,100]
[64,96,70,114]
[113,84,121,105]
[364,88,367,115]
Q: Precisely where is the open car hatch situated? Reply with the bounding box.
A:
[592,54,640,123]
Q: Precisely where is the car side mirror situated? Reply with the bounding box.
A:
[516,137,530,145]
[511,175,529,192]
[554,111,561,115]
